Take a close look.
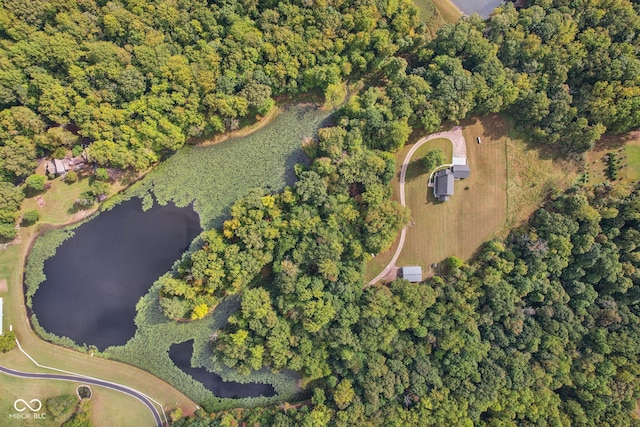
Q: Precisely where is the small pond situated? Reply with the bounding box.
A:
[31,198,201,351]
[169,340,276,398]
[453,0,504,17]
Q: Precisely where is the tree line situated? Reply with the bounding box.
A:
[0,0,424,237]
[169,0,640,425]
[177,177,640,426]
[2,0,640,424]
[2,0,639,234]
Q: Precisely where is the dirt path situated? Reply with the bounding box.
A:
[368,127,467,285]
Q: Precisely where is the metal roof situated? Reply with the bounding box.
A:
[53,159,66,174]
[451,164,470,179]
[402,266,423,282]
[434,169,454,201]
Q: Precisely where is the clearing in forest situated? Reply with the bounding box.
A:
[396,116,507,274]
[586,130,640,187]
[366,115,579,281]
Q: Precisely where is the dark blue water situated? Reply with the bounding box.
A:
[32,198,201,350]
[169,340,276,398]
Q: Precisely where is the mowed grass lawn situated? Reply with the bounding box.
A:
[0,372,154,427]
[366,115,580,281]
[586,130,640,187]
[396,117,507,273]
[364,138,452,281]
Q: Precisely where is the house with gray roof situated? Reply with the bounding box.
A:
[434,169,455,201]
[433,164,471,202]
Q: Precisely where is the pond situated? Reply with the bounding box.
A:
[31,198,201,351]
[453,0,504,17]
[169,340,275,398]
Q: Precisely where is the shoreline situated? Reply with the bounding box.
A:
[190,104,282,147]
[0,101,321,418]
[432,0,463,23]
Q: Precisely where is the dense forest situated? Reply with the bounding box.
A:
[0,0,425,237]
[165,0,640,425]
[2,0,639,235]
[1,0,640,424]
[178,183,640,427]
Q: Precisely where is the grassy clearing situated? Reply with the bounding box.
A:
[412,0,461,34]
[364,237,400,283]
[364,138,453,281]
[366,115,580,279]
[89,385,156,427]
[396,116,508,273]
[0,372,155,427]
[0,372,77,427]
[504,129,579,234]
[405,138,453,183]
[431,0,463,23]
[625,144,640,180]
[413,0,445,31]
[20,175,93,226]
[586,131,640,186]
[425,0,462,25]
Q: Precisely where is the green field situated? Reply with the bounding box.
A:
[397,118,508,273]
[504,125,579,233]
[413,0,461,32]
[404,138,453,183]
[366,115,579,280]
[625,144,640,180]
[585,131,640,190]
[0,373,154,427]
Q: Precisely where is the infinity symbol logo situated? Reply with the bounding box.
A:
[14,399,42,412]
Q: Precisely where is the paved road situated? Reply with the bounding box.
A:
[368,127,466,285]
[0,364,163,427]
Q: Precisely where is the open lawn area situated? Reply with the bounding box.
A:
[504,128,579,234]
[0,373,79,427]
[0,372,155,427]
[396,117,507,274]
[366,115,580,281]
[586,130,640,188]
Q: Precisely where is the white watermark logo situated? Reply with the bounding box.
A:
[9,399,46,420]
[14,399,42,412]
